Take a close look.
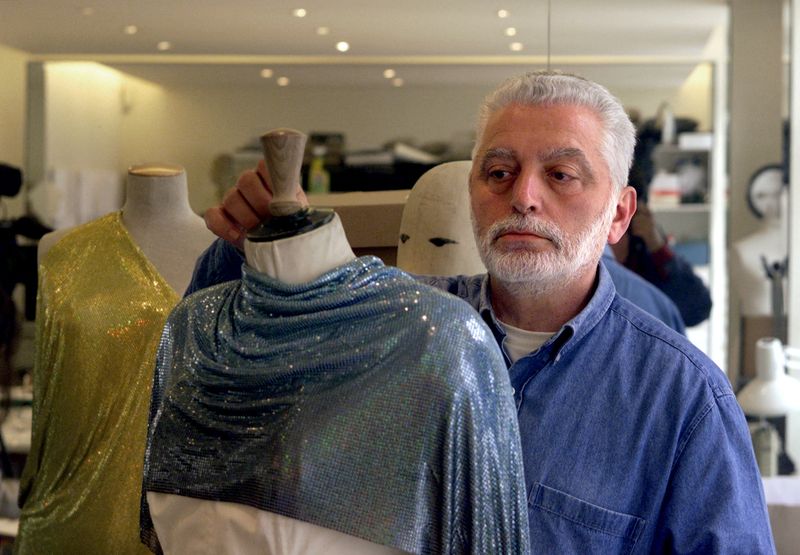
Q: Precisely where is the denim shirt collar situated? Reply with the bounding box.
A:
[475,260,617,364]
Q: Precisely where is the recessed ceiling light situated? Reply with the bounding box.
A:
[292,8,307,17]
[392,78,404,87]
[316,26,330,35]
[509,42,523,52]
[81,7,94,16]
[497,9,509,18]
[504,27,517,37]
[383,69,396,79]
[124,25,138,35]
[157,41,172,51]
[260,68,274,78]
[277,76,290,86]
[336,41,350,52]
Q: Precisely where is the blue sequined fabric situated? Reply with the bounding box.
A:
[141,256,529,554]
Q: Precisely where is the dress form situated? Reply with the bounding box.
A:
[241,128,354,281]
[729,184,788,383]
[730,215,787,316]
[145,133,401,555]
[143,131,530,554]
[39,164,213,295]
[18,166,216,554]
[147,221,411,555]
[17,165,214,553]
[396,161,485,276]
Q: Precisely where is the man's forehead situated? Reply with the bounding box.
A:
[483,102,603,138]
[476,105,605,163]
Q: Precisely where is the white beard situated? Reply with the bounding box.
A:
[473,200,616,295]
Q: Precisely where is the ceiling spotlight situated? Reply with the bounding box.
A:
[336,41,350,52]
[124,25,138,35]
[81,7,94,16]
[383,69,396,79]
[504,27,517,37]
[392,78,404,87]
[316,26,330,35]
[509,42,523,52]
[497,9,509,18]
[292,8,307,17]
[260,68,274,78]
[277,76,290,86]
[157,41,172,51]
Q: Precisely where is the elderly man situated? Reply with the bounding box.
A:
[192,71,774,553]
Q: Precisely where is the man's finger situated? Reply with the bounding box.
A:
[237,170,272,219]
[205,206,244,248]
[221,187,263,230]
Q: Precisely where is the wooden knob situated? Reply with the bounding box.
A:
[260,128,306,216]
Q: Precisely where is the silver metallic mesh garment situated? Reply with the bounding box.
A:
[141,256,529,554]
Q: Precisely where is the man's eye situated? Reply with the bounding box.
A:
[488,169,511,180]
[550,171,575,182]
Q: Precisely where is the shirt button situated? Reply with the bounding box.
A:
[511,386,516,396]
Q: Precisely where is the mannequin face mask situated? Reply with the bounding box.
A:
[747,166,785,221]
[397,161,486,276]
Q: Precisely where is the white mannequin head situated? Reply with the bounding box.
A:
[397,161,486,276]
[747,166,785,222]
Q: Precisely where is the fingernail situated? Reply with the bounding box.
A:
[228,229,240,242]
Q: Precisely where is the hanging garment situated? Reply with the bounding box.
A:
[16,211,178,555]
[29,168,123,230]
[141,257,529,555]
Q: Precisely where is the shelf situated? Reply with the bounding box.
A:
[650,204,711,244]
[650,203,710,214]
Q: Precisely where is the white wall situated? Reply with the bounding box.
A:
[44,62,125,171]
[613,64,713,131]
[672,63,714,132]
[0,44,28,217]
[729,0,784,243]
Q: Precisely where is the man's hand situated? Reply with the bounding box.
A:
[204,160,309,250]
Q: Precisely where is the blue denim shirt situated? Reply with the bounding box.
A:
[424,269,774,554]
[601,247,685,335]
[188,238,775,554]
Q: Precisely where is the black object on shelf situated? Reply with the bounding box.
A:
[323,162,437,193]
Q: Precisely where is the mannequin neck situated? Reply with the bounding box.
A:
[761,215,781,230]
[244,213,356,284]
[117,165,213,294]
[122,165,196,227]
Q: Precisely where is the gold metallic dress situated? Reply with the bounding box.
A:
[15,211,179,555]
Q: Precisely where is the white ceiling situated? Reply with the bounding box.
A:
[0,0,728,88]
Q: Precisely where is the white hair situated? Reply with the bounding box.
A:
[473,70,636,191]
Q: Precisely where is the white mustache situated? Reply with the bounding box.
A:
[487,215,563,250]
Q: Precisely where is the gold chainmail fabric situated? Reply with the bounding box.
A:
[15,211,179,555]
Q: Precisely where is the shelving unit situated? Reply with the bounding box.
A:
[647,138,725,366]
[652,203,710,245]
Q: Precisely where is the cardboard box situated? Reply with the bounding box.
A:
[308,190,410,265]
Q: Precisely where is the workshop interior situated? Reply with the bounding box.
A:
[1,1,799,553]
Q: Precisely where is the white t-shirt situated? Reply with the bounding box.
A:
[499,319,554,363]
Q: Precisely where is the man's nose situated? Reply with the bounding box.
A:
[510,168,544,214]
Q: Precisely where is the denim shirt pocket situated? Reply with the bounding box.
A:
[528,482,646,555]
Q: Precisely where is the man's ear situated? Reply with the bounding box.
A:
[607,185,637,244]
